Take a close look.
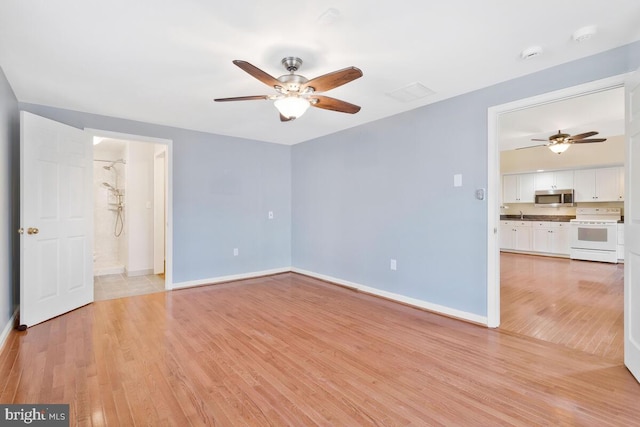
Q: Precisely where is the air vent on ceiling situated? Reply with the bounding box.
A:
[386,82,435,102]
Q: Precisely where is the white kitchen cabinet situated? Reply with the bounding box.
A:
[534,170,574,191]
[618,167,625,201]
[573,167,621,202]
[532,222,570,255]
[500,220,532,251]
[503,173,535,203]
[532,224,552,253]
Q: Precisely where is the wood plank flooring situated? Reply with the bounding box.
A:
[500,252,624,362]
[1,272,638,425]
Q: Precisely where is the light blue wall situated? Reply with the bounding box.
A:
[7,40,640,320]
[292,41,640,316]
[18,104,292,284]
[0,66,19,328]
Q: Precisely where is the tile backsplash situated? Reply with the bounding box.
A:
[500,201,624,217]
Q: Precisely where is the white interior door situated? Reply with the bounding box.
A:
[153,150,166,274]
[625,68,640,383]
[20,111,93,328]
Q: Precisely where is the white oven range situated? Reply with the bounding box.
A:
[570,208,621,263]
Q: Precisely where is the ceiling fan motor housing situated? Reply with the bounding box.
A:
[281,57,303,72]
[277,74,309,92]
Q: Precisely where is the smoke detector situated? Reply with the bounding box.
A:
[520,46,543,60]
[572,25,597,43]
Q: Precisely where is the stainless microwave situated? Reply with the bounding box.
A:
[534,189,574,207]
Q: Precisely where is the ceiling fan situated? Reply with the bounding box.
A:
[214,57,363,121]
[517,129,607,154]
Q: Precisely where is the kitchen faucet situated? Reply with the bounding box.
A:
[519,210,524,220]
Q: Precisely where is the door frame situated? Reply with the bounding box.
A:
[486,73,630,328]
[87,128,174,290]
[153,149,167,275]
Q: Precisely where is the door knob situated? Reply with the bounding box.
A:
[27,227,39,235]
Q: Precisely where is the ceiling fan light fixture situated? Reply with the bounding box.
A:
[274,96,310,119]
[548,143,570,154]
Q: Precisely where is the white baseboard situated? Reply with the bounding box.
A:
[94,265,125,276]
[171,266,488,326]
[0,308,18,354]
[171,267,292,290]
[125,268,154,277]
[292,268,488,326]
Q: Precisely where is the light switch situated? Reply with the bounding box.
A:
[268,211,274,219]
[390,259,397,271]
[454,174,462,187]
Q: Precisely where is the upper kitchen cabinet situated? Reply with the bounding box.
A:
[573,166,623,202]
[534,170,574,191]
[618,166,625,201]
[503,173,535,203]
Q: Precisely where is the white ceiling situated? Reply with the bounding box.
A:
[498,87,625,151]
[1,1,639,145]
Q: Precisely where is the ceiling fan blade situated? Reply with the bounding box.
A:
[531,138,549,141]
[568,131,598,140]
[232,60,282,88]
[571,138,607,143]
[309,95,361,114]
[302,67,363,92]
[214,95,270,102]
[516,144,548,150]
[280,113,294,122]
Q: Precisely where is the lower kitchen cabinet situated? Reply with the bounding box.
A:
[501,220,569,256]
[500,221,532,251]
[532,222,570,255]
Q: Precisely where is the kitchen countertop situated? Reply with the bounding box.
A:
[500,215,625,223]
[500,215,575,222]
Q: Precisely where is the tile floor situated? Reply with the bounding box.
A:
[94,273,166,301]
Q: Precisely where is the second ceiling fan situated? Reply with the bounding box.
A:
[518,130,607,154]
[214,57,363,122]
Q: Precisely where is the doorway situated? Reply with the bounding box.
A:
[89,129,173,300]
[487,74,627,330]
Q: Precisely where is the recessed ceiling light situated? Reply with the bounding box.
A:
[572,25,597,43]
[520,46,543,60]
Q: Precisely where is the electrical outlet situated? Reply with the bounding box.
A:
[233,248,239,256]
[268,211,274,219]
[390,259,397,271]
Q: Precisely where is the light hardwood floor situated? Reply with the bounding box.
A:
[500,252,624,362]
[1,272,638,425]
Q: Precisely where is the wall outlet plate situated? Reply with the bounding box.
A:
[475,188,486,200]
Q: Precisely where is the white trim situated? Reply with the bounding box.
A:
[94,265,125,276]
[0,308,18,353]
[486,73,629,329]
[293,268,488,325]
[85,128,174,291]
[172,267,292,289]
[86,128,172,145]
[125,268,154,277]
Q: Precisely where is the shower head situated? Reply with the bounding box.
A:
[102,182,116,190]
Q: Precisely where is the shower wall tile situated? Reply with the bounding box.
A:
[94,145,126,275]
